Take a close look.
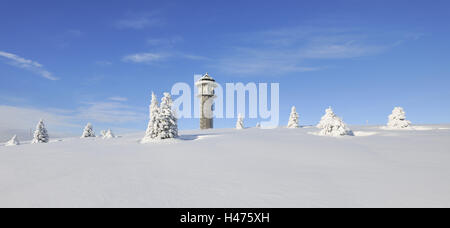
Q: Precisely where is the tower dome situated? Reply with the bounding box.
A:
[198,72,215,82]
[196,72,217,96]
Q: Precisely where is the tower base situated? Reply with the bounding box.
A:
[200,118,213,129]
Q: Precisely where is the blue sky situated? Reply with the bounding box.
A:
[1,0,450,135]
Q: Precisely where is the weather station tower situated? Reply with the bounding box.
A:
[195,73,217,129]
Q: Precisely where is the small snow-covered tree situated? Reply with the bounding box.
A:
[81,123,96,138]
[387,107,411,129]
[287,106,300,128]
[103,129,115,139]
[256,122,261,128]
[142,92,160,142]
[317,107,353,136]
[236,113,244,129]
[32,119,49,143]
[155,92,178,139]
[100,130,107,138]
[5,135,20,146]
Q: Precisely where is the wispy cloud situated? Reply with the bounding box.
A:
[213,27,409,76]
[76,101,145,124]
[125,33,208,64]
[218,56,321,75]
[122,52,208,64]
[122,52,166,63]
[0,51,58,80]
[115,12,162,30]
[0,99,146,140]
[179,53,210,61]
[0,105,79,141]
[108,96,128,102]
[299,41,386,59]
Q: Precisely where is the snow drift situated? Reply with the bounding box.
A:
[1,125,450,208]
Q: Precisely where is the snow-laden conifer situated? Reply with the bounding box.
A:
[287,106,300,128]
[32,119,49,143]
[142,92,160,142]
[5,135,20,146]
[256,122,261,128]
[103,129,115,139]
[387,107,411,129]
[81,123,96,138]
[317,107,353,136]
[236,113,244,129]
[156,92,178,139]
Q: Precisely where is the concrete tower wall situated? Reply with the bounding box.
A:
[196,73,216,130]
[200,95,214,129]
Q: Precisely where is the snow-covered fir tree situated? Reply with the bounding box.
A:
[142,92,160,142]
[287,106,300,128]
[100,130,107,138]
[317,107,353,136]
[155,92,178,139]
[387,107,411,129]
[5,135,20,146]
[103,129,115,139]
[256,122,261,128]
[236,113,244,129]
[81,123,96,138]
[32,119,49,143]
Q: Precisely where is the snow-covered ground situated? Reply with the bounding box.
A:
[1,125,450,208]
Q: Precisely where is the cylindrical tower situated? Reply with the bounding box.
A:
[195,73,217,129]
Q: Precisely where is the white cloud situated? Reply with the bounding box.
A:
[217,56,321,76]
[213,27,404,76]
[122,53,166,63]
[108,96,128,102]
[0,100,146,141]
[179,54,210,61]
[0,51,59,80]
[76,102,145,124]
[299,42,385,59]
[0,105,78,141]
[0,51,42,68]
[0,105,76,129]
[122,52,208,64]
